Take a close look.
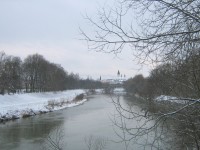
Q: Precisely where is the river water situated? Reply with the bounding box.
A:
[0,94,168,150]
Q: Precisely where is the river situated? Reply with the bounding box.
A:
[0,94,169,150]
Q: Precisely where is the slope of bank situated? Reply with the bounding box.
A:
[0,89,86,122]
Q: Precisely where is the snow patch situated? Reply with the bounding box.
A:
[0,89,86,122]
[155,95,187,104]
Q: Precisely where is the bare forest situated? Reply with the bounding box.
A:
[0,52,103,95]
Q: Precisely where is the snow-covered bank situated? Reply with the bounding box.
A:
[0,90,87,122]
[156,95,188,104]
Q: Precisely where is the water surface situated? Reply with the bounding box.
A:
[0,94,165,150]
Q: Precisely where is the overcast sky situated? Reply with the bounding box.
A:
[0,0,150,79]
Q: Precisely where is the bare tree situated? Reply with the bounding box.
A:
[4,56,22,94]
[81,0,200,149]
[0,52,22,94]
[110,95,200,149]
[23,54,48,92]
[0,52,7,94]
[81,0,200,63]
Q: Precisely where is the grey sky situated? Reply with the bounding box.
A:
[0,0,150,79]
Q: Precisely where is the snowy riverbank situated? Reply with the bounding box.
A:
[0,89,87,122]
[155,95,189,104]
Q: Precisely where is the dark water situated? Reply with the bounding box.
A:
[0,94,164,150]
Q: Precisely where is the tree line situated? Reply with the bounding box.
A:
[124,50,200,100]
[0,52,102,95]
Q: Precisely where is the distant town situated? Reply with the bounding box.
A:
[101,78,126,85]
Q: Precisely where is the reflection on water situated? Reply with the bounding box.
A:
[0,94,176,150]
[0,112,64,150]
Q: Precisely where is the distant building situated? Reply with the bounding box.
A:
[101,78,126,85]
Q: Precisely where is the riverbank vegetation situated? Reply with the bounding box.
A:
[0,52,103,95]
[124,50,200,100]
[82,0,200,149]
[122,51,200,148]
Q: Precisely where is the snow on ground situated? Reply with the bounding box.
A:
[0,88,126,122]
[113,88,125,93]
[155,95,187,104]
[0,89,86,121]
